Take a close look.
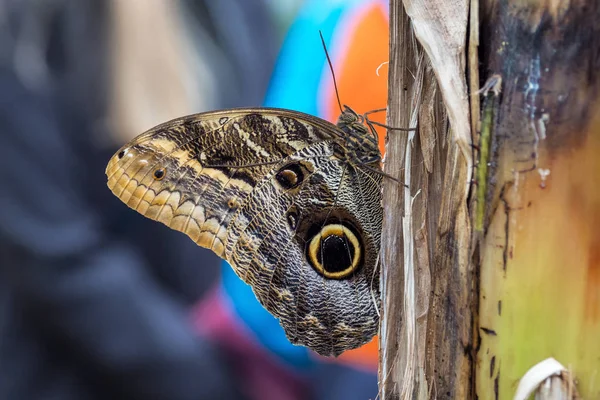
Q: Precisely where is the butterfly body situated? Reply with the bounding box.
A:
[106,107,382,356]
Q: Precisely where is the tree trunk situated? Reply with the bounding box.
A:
[380,0,474,398]
[380,0,600,399]
[476,1,599,399]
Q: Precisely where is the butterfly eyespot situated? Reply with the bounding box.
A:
[286,209,299,230]
[106,108,384,357]
[276,163,304,189]
[153,168,166,180]
[307,224,362,279]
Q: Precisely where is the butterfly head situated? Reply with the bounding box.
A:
[336,105,365,131]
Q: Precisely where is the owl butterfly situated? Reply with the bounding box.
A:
[105,106,384,356]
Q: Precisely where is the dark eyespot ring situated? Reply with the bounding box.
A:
[118,149,127,159]
[307,223,362,279]
[153,168,166,180]
[276,163,304,189]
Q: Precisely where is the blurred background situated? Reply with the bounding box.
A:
[0,0,388,399]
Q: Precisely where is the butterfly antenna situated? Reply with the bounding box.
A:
[319,30,343,114]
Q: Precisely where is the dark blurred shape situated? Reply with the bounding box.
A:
[181,0,279,110]
[0,0,277,399]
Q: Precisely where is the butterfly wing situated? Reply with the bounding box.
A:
[227,141,382,356]
[107,109,334,255]
[106,108,382,356]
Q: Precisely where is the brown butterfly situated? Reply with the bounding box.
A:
[105,104,384,357]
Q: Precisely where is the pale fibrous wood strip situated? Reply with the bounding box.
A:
[381,1,473,399]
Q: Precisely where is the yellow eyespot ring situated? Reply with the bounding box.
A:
[153,168,166,180]
[227,198,238,209]
[307,224,362,279]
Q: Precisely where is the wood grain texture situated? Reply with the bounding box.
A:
[477,0,600,398]
[379,3,415,397]
[380,1,475,398]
